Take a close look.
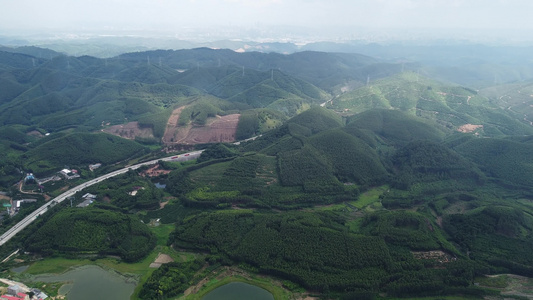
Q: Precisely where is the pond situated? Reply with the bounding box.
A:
[202,282,274,300]
[31,265,136,300]
[11,265,29,273]
[154,182,166,189]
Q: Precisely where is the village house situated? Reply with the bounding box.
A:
[88,163,102,171]
[77,193,97,207]
[1,285,47,300]
[58,169,80,180]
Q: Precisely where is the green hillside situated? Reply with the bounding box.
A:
[309,129,387,185]
[120,49,389,91]
[332,72,533,136]
[480,80,533,127]
[391,140,485,190]
[451,136,533,187]
[24,206,156,262]
[23,132,147,175]
[287,106,343,134]
[444,206,533,277]
[347,109,445,146]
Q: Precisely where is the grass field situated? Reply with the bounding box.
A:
[346,218,364,232]
[475,275,510,288]
[150,223,175,246]
[352,185,388,209]
[307,185,387,213]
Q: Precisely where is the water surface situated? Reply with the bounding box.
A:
[32,265,135,300]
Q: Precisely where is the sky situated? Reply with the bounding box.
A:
[1,0,532,39]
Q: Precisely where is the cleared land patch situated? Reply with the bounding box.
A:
[149,253,174,268]
[178,114,240,144]
[102,121,154,140]
[163,106,239,145]
[457,124,483,133]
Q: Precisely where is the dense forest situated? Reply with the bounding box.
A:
[23,205,156,262]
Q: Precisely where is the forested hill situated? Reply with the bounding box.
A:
[156,106,533,298]
[118,48,391,91]
[331,72,533,137]
[0,47,408,181]
[24,205,156,262]
[2,47,533,298]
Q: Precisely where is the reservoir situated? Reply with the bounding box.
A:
[31,265,135,300]
[202,282,274,300]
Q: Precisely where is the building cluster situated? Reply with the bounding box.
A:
[23,174,35,184]
[12,199,37,213]
[128,186,144,196]
[3,199,38,217]
[88,163,102,171]
[1,285,47,300]
[59,169,79,180]
[77,193,96,208]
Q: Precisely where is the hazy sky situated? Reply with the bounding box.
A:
[1,0,532,37]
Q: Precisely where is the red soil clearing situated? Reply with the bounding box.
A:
[102,121,154,139]
[163,108,240,145]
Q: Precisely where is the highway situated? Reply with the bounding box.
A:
[0,150,204,247]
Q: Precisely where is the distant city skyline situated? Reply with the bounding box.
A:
[1,0,532,43]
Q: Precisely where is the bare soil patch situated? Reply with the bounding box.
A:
[163,112,239,145]
[102,121,154,140]
[457,124,483,133]
[140,165,171,177]
[26,130,43,138]
[162,106,188,144]
[155,253,174,264]
[177,114,240,144]
[149,253,174,268]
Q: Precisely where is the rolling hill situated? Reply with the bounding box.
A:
[3,46,533,299]
[331,72,533,136]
